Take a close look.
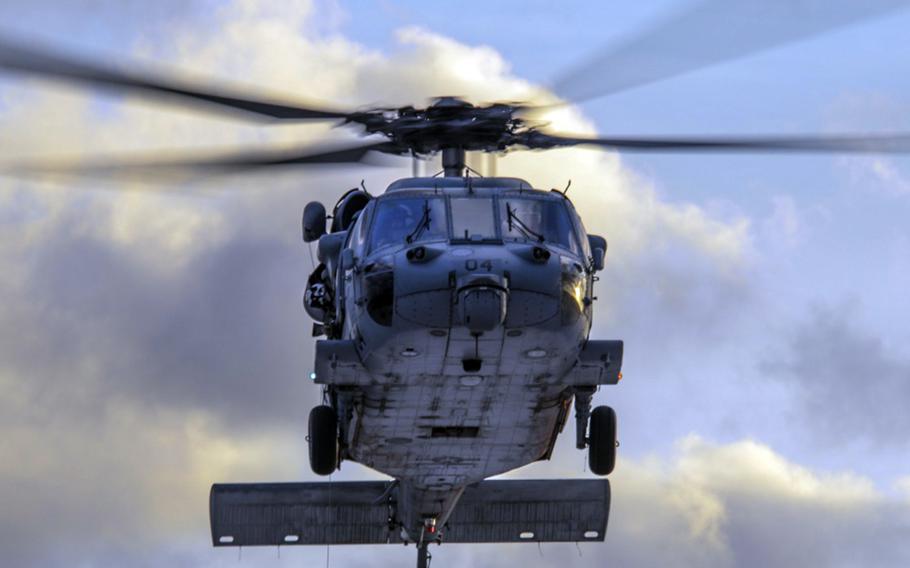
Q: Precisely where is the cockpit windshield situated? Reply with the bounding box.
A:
[499,197,580,253]
[450,197,496,241]
[367,194,581,255]
[369,197,447,253]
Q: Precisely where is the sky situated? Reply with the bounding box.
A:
[1,1,909,566]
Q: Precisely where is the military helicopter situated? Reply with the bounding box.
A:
[3,2,910,567]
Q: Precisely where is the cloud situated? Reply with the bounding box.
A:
[602,436,909,568]
[764,303,910,446]
[864,157,910,196]
[0,377,309,566]
[0,0,760,566]
[7,395,906,568]
[318,436,910,568]
[458,436,909,568]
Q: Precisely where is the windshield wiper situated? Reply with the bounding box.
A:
[506,203,545,243]
[406,200,432,243]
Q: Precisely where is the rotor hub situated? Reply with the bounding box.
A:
[347,97,532,156]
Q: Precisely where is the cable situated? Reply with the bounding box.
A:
[326,472,333,568]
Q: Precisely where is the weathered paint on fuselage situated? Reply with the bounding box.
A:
[320,178,596,535]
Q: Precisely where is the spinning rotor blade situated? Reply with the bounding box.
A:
[529,132,910,154]
[551,0,907,104]
[0,37,352,120]
[1,141,398,179]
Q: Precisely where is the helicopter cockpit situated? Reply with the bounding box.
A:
[302,178,604,340]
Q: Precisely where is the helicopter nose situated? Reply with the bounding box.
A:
[457,274,508,333]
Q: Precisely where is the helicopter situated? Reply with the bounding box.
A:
[3,3,910,567]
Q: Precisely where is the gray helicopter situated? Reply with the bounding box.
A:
[296,144,622,545]
[220,102,626,567]
[3,2,910,566]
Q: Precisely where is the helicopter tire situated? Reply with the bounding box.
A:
[308,405,338,476]
[588,405,617,476]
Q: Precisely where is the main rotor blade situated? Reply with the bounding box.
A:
[528,132,910,154]
[0,37,352,121]
[551,0,907,104]
[1,141,400,180]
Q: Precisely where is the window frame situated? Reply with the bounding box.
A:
[447,195,502,244]
[361,192,586,256]
[496,194,583,255]
[366,195,450,255]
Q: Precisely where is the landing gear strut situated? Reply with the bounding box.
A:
[575,388,617,476]
[574,386,595,450]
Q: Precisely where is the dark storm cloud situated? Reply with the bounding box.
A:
[0,208,321,431]
[601,238,753,351]
[0,191,322,565]
[765,304,910,445]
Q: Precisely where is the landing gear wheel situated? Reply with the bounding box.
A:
[588,405,617,476]
[308,405,338,476]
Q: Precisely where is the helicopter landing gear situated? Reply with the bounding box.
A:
[308,405,338,476]
[574,386,595,450]
[588,405,617,476]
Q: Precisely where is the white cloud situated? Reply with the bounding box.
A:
[604,436,908,568]
[840,156,910,197]
[868,157,910,195]
[672,435,878,504]
[480,436,908,568]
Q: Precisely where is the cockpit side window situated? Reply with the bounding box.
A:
[499,197,581,254]
[567,201,592,258]
[368,197,447,254]
[346,204,370,256]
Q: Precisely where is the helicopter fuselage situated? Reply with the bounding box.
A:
[308,177,622,540]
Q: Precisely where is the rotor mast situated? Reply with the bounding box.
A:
[441,147,466,177]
